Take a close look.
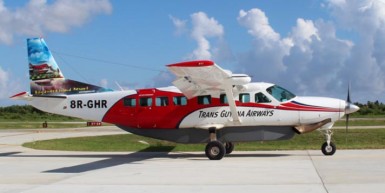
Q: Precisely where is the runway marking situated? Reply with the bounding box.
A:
[307,150,329,193]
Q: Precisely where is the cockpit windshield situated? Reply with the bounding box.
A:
[266,85,296,102]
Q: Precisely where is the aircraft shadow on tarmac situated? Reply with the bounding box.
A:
[0,148,290,173]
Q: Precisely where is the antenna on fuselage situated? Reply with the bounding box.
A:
[115,81,125,91]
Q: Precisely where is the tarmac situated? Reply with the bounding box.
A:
[1,126,385,193]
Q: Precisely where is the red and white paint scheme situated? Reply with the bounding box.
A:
[11,38,359,160]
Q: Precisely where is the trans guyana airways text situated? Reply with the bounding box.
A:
[198,109,274,118]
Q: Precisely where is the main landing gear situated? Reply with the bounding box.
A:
[320,129,336,156]
[205,128,234,160]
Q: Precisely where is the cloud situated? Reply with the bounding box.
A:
[327,0,385,35]
[237,8,291,80]
[0,66,8,89]
[169,15,187,36]
[170,12,227,60]
[189,12,224,60]
[236,8,357,98]
[0,66,23,102]
[164,2,385,102]
[0,0,112,44]
[326,0,385,99]
[238,9,281,45]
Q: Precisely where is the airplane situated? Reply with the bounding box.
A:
[11,38,360,160]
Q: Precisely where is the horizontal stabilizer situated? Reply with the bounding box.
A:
[10,92,32,100]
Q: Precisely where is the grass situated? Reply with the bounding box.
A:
[334,119,385,126]
[23,129,385,152]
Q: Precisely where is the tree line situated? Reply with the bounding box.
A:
[355,101,385,116]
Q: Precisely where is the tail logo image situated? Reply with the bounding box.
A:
[28,38,112,96]
[28,38,63,80]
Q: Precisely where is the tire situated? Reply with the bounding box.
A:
[321,142,336,156]
[205,141,226,160]
[225,142,234,154]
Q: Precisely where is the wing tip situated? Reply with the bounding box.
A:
[167,60,214,67]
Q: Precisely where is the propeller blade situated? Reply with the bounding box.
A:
[345,114,349,143]
[347,84,351,103]
[345,83,351,143]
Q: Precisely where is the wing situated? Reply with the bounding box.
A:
[167,60,251,124]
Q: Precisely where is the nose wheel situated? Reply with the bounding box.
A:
[321,142,336,155]
[320,129,336,156]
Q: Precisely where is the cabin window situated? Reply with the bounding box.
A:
[156,96,169,106]
[255,92,271,103]
[139,97,152,107]
[239,93,250,103]
[220,94,228,104]
[123,98,136,107]
[198,95,211,105]
[173,96,187,106]
[266,85,296,102]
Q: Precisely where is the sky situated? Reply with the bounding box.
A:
[1,0,385,106]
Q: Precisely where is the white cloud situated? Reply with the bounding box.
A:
[189,12,224,60]
[169,15,187,36]
[0,66,8,89]
[289,18,320,51]
[0,0,112,45]
[238,9,280,46]
[237,8,290,80]
[161,12,228,87]
[283,20,353,96]
[0,66,24,103]
[236,8,355,98]
[169,12,231,61]
[164,2,385,102]
[326,0,385,99]
[327,0,385,34]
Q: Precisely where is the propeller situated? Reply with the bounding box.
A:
[344,84,360,143]
[345,85,351,142]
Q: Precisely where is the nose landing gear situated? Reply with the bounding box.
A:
[321,129,336,156]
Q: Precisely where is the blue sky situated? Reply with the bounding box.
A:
[1,0,385,106]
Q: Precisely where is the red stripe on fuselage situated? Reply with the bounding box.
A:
[102,90,342,129]
[279,102,341,112]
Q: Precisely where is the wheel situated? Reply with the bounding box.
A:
[321,142,336,156]
[225,142,234,154]
[205,141,226,160]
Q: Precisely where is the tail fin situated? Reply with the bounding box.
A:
[28,38,112,96]
[28,38,64,81]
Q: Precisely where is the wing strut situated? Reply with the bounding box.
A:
[224,85,241,124]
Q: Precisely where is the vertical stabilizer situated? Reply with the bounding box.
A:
[28,38,64,81]
[28,38,112,96]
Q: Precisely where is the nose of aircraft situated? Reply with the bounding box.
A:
[345,102,360,114]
